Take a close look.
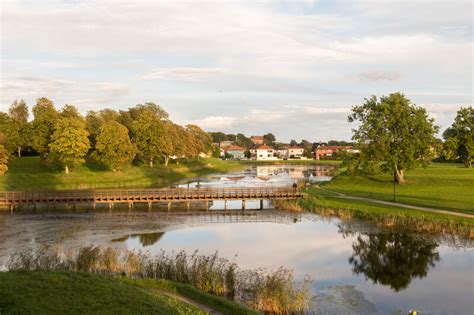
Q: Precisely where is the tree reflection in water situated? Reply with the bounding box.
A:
[137,232,165,247]
[348,232,440,291]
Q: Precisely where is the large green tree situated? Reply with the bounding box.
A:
[186,124,212,158]
[49,117,90,174]
[442,106,473,168]
[8,99,29,157]
[93,121,136,171]
[348,93,438,184]
[0,112,20,155]
[131,110,171,167]
[30,97,59,157]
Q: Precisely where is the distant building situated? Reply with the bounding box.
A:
[256,144,277,160]
[250,136,264,145]
[315,145,358,160]
[287,146,304,159]
[225,145,246,160]
[218,141,233,149]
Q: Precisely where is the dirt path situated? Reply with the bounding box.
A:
[317,187,474,219]
[157,289,224,315]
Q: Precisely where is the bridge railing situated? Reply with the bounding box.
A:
[0,186,301,205]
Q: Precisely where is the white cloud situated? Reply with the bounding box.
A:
[356,70,402,82]
[140,67,225,81]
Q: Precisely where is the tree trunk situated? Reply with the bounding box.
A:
[149,158,154,168]
[465,161,472,168]
[164,156,169,166]
[65,165,69,174]
[17,146,21,157]
[394,168,405,184]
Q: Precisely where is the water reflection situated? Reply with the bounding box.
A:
[348,232,440,292]
[179,164,336,188]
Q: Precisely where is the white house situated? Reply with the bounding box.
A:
[256,145,278,160]
[286,146,305,159]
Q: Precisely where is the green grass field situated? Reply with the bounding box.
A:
[0,271,257,315]
[0,156,245,191]
[322,163,474,214]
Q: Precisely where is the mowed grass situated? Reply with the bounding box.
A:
[0,271,206,314]
[323,163,474,214]
[0,156,245,191]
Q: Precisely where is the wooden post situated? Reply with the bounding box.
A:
[10,204,13,215]
[224,200,227,210]
[205,200,209,211]
[186,202,190,211]
[168,201,171,211]
[108,202,113,213]
[128,202,132,212]
[148,202,152,212]
[242,199,246,210]
[259,199,263,210]
[92,202,96,211]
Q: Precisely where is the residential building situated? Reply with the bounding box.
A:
[256,144,277,160]
[250,136,264,145]
[225,145,246,160]
[315,145,358,160]
[287,146,304,159]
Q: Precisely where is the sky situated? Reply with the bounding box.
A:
[0,0,472,142]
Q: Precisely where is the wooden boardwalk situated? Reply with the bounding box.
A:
[0,186,301,212]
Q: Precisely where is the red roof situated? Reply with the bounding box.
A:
[316,145,353,151]
[256,145,273,150]
[226,145,245,151]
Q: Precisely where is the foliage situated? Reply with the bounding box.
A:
[8,99,29,156]
[0,112,20,154]
[263,133,276,146]
[442,106,473,168]
[48,116,90,173]
[186,124,212,157]
[30,97,59,157]
[209,131,227,143]
[0,144,8,174]
[93,121,137,171]
[348,92,438,184]
[131,109,171,167]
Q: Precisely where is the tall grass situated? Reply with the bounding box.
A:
[7,246,312,314]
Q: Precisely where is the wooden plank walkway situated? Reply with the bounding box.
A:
[0,186,301,208]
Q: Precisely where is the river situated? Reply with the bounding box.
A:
[0,164,472,314]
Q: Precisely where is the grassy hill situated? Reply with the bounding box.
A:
[323,163,474,214]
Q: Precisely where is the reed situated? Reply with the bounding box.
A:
[7,246,312,314]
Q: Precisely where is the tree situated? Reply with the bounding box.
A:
[93,121,136,171]
[131,111,171,167]
[86,109,119,148]
[442,106,473,168]
[0,144,8,174]
[209,132,227,143]
[234,133,253,149]
[263,133,276,146]
[0,112,20,155]
[61,104,82,120]
[8,99,29,157]
[186,124,212,158]
[348,93,438,184]
[30,97,59,158]
[49,117,90,174]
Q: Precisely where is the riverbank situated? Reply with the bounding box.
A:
[0,271,256,314]
[0,156,246,191]
[281,163,474,237]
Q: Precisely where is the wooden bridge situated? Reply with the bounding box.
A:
[0,186,301,213]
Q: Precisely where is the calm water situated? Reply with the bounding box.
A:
[0,165,472,314]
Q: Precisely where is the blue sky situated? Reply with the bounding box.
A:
[1,0,472,142]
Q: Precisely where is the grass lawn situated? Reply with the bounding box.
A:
[0,271,258,315]
[0,156,245,191]
[322,163,474,214]
[303,186,474,237]
[0,271,205,314]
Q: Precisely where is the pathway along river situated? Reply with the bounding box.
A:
[0,165,473,314]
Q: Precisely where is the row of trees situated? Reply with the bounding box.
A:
[346,92,473,183]
[0,98,212,174]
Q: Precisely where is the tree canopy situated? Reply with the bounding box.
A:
[93,121,137,171]
[49,116,90,174]
[348,92,438,184]
[30,97,59,158]
[442,106,473,168]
